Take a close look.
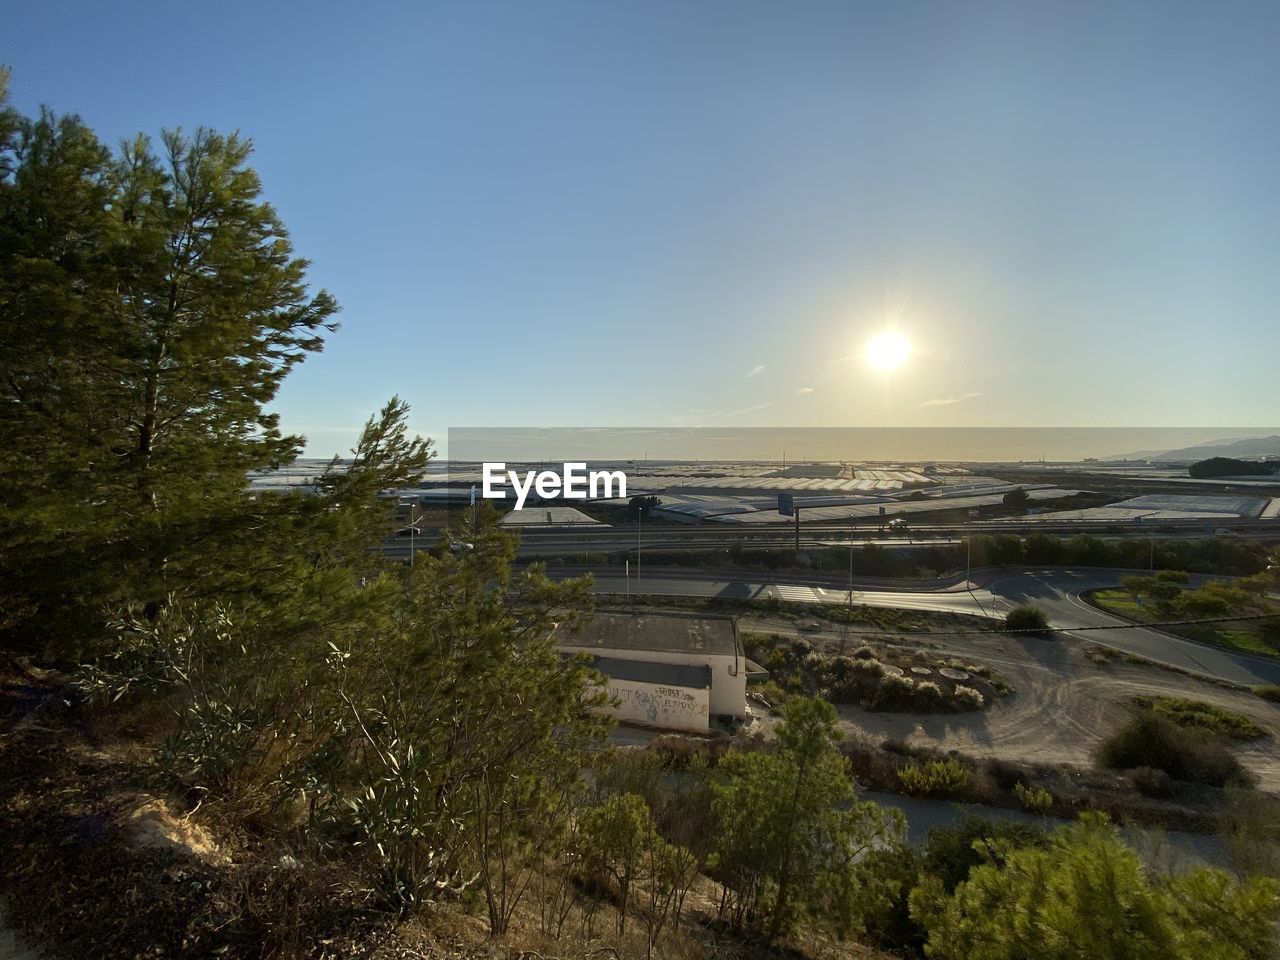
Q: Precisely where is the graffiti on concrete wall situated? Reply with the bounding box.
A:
[607,680,709,731]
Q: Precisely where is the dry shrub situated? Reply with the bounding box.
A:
[1129,766,1176,799]
[984,756,1029,790]
[862,674,916,711]
[914,680,944,710]
[788,637,814,658]
[953,685,984,710]
[1097,713,1252,788]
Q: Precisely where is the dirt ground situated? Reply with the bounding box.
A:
[1,899,44,960]
[0,654,892,960]
[739,615,1280,792]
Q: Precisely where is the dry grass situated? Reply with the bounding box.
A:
[0,654,892,960]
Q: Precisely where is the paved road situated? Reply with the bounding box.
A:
[559,566,1280,688]
[974,569,1280,686]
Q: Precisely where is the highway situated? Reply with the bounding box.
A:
[376,520,1280,686]
[379,513,1280,560]
[542,565,1280,688]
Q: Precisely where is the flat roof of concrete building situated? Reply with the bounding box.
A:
[585,655,712,689]
[558,612,738,658]
[500,506,603,527]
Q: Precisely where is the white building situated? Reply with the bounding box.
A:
[555,612,761,733]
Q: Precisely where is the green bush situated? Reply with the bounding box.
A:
[1254,684,1280,703]
[922,815,1049,891]
[1132,695,1268,741]
[157,696,262,793]
[846,844,926,955]
[911,814,1280,958]
[1013,781,1053,813]
[751,679,791,710]
[1005,605,1049,635]
[1096,713,1253,787]
[1261,621,1280,648]
[898,758,970,798]
[1178,580,1255,618]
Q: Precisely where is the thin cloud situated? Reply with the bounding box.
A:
[917,391,982,407]
[675,397,776,424]
[792,386,815,398]
[746,364,766,378]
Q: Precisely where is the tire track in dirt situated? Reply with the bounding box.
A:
[744,615,1280,789]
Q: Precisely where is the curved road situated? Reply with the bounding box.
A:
[552,565,1280,688]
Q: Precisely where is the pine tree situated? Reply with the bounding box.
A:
[709,696,904,937]
[909,813,1280,960]
[1,91,351,651]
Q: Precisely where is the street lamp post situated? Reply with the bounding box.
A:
[842,517,855,655]
[637,506,643,588]
[401,498,417,569]
[965,522,972,586]
[848,517,855,598]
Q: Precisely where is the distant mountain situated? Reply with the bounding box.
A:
[1105,435,1280,462]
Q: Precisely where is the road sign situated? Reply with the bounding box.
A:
[469,484,476,506]
[779,493,794,517]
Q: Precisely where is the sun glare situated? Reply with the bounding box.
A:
[866,330,910,371]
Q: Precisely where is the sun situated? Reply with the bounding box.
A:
[866,330,910,371]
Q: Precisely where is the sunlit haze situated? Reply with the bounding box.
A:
[7,1,1278,455]
[866,331,911,372]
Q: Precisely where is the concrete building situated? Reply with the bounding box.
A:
[555,612,759,733]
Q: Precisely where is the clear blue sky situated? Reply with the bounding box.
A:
[5,0,1278,456]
